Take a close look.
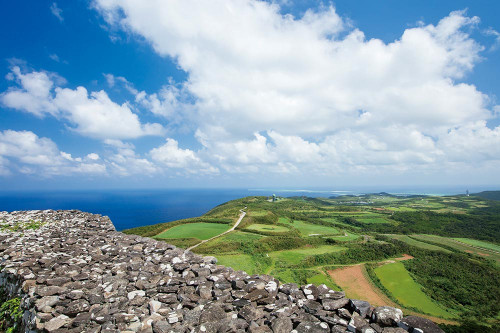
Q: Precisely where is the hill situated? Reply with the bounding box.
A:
[125,193,500,332]
[475,190,500,201]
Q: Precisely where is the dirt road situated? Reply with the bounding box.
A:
[186,209,246,251]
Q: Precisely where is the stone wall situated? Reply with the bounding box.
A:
[0,210,444,333]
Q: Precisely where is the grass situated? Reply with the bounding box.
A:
[217,231,263,242]
[215,254,256,274]
[326,231,360,242]
[411,234,500,265]
[269,245,346,265]
[453,238,500,252]
[245,224,290,233]
[248,210,271,216]
[307,272,337,289]
[281,219,340,236]
[155,222,230,240]
[385,234,451,253]
[374,262,455,318]
[320,218,362,229]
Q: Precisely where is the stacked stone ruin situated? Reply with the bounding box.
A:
[0,210,444,332]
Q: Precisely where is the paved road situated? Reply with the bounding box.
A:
[186,209,246,252]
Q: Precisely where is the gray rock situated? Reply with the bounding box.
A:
[152,320,172,333]
[295,321,330,332]
[322,298,349,311]
[382,328,407,333]
[349,300,371,318]
[199,303,226,323]
[271,317,293,333]
[371,306,403,326]
[238,305,265,321]
[44,314,72,332]
[35,296,60,311]
[398,316,445,333]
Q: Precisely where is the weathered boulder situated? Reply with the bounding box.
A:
[398,316,445,333]
[371,306,403,326]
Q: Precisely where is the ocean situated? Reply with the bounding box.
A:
[0,186,494,230]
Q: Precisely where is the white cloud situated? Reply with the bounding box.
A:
[106,144,159,177]
[0,130,105,176]
[93,1,500,178]
[53,87,164,139]
[50,2,63,22]
[2,66,58,116]
[150,138,218,174]
[1,66,165,140]
[87,153,100,160]
[105,73,190,121]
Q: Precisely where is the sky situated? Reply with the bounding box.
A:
[1,0,500,190]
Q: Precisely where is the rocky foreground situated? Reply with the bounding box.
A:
[0,210,444,333]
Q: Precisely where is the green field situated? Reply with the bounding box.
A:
[453,238,500,252]
[269,245,346,265]
[245,223,289,233]
[281,219,340,236]
[326,232,360,242]
[375,262,455,318]
[412,234,500,266]
[155,222,229,240]
[307,272,336,288]
[215,254,257,273]
[247,210,270,216]
[216,231,263,242]
[385,234,451,253]
[320,218,362,229]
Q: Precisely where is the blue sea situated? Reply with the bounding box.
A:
[0,186,495,230]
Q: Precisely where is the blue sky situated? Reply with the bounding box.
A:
[1,0,500,190]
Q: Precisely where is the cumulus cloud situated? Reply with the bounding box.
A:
[0,130,105,176]
[0,130,219,178]
[1,66,165,140]
[150,138,218,174]
[106,142,159,177]
[105,73,191,122]
[92,1,500,177]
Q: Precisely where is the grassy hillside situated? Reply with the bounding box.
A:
[123,192,500,330]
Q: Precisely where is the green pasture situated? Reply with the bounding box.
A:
[194,231,263,254]
[248,210,271,216]
[453,238,500,252]
[375,262,455,318]
[412,234,500,266]
[385,235,451,253]
[269,245,346,265]
[325,231,360,242]
[306,272,337,289]
[320,218,362,229]
[282,219,340,236]
[246,224,290,233]
[155,222,229,240]
[218,231,263,242]
[215,254,258,274]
